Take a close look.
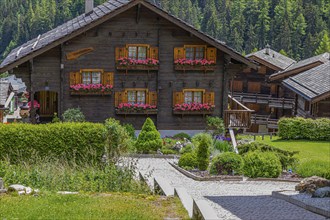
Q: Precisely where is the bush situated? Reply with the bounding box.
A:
[238,142,298,170]
[123,123,136,140]
[135,118,162,153]
[243,151,282,178]
[0,123,105,163]
[206,116,225,137]
[178,152,198,170]
[62,108,85,122]
[192,133,213,150]
[278,117,330,141]
[296,160,330,179]
[104,119,132,163]
[209,152,244,175]
[180,143,195,154]
[196,134,211,171]
[173,132,191,141]
[213,140,233,152]
[161,148,177,155]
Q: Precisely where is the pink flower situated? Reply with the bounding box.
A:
[173,102,214,112]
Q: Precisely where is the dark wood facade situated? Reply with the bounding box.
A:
[7,3,254,129]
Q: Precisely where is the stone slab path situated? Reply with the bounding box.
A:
[137,158,326,220]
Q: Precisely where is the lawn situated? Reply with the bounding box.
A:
[252,136,330,162]
[0,192,189,220]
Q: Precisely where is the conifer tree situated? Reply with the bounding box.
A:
[315,31,330,55]
[135,118,162,153]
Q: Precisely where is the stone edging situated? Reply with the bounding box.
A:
[125,154,180,159]
[247,177,301,183]
[169,162,243,181]
[272,191,330,218]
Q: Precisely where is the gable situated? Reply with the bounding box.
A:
[0,0,257,73]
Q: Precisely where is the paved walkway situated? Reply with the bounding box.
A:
[137,158,326,220]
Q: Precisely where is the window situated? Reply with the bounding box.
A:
[81,70,102,84]
[184,46,205,60]
[184,90,203,104]
[128,45,148,60]
[127,90,146,104]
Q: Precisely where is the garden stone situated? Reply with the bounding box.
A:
[312,187,330,198]
[8,184,26,192]
[25,187,33,195]
[0,189,7,194]
[0,177,3,189]
[57,191,79,195]
[295,176,330,194]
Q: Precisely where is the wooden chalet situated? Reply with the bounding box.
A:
[0,0,257,130]
[283,62,330,118]
[231,46,296,132]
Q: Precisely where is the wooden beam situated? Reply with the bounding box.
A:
[136,4,141,24]
[29,59,36,124]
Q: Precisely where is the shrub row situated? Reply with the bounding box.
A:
[0,123,106,163]
[278,117,330,141]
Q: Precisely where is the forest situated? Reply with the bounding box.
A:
[0,0,329,62]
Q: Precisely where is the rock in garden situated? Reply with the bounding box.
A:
[312,187,330,198]
[295,176,330,194]
[57,191,79,195]
[8,184,26,192]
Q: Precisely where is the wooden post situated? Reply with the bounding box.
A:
[29,59,36,124]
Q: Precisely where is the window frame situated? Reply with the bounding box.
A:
[126,44,150,60]
[125,88,148,104]
[184,45,207,60]
[80,69,103,85]
[183,89,205,104]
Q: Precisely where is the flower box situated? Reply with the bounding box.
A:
[174,65,216,71]
[173,103,214,116]
[116,103,158,115]
[116,58,159,71]
[116,65,159,71]
[70,84,113,96]
[174,58,216,72]
[173,110,213,115]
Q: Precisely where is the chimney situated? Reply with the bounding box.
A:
[265,44,270,55]
[85,0,94,14]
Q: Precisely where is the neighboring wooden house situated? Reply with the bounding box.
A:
[231,46,296,132]
[283,62,330,118]
[0,0,257,130]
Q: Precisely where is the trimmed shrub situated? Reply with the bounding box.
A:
[178,152,198,170]
[243,151,282,178]
[173,132,191,141]
[180,143,195,155]
[0,123,105,163]
[161,148,177,155]
[214,140,233,152]
[123,123,136,140]
[238,142,298,170]
[104,118,132,163]
[278,117,330,141]
[210,152,244,175]
[196,134,211,171]
[62,108,85,122]
[192,133,213,150]
[296,160,330,179]
[135,118,162,153]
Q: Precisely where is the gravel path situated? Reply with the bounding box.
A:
[137,158,326,220]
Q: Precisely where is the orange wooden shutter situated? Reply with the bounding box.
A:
[148,91,157,106]
[174,47,185,60]
[233,80,243,92]
[69,72,81,85]
[115,47,126,60]
[115,91,127,107]
[173,92,183,106]
[102,72,114,85]
[204,92,215,105]
[206,47,217,63]
[248,82,261,93]
[149,47,159,60]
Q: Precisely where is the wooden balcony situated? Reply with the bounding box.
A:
[232,92,295,109]
[251,114,279,129]
[225,95,254,129]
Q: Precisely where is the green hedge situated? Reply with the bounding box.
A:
[0,123,106,163]
[278,117,330,141]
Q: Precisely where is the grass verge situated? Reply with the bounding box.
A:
[0,192,189,220]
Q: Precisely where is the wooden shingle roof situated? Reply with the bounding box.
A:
[283,62,330,102]
[0,0,257,72]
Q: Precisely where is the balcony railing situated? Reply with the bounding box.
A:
[232,92,295,109]
[225,95,254,129]
[251,114,278,129]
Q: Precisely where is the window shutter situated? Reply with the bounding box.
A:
[69,72,81,85]
[115,47,126,60]
[173,92,183,106]
[115,91,127,107]
[174,47,185,60]
[149,47,159,60]
[148,91,157,106]
[102,72,114,85]
[204,92,215,105]
[206,47,217,63]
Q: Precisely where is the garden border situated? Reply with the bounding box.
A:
[126,154,179,159]
[247,177,301,183]
[169,162,243,181]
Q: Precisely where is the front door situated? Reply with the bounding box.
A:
[36,91,58,118]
